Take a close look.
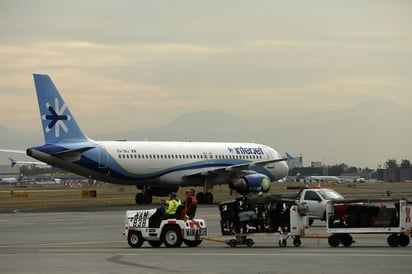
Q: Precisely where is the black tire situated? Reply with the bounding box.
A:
[205,192,214,204]
[387,234,400,247]
[162,226,182,248]
[328,234,341,247]
[293,236,302,247]
[278,239,287,247]
[196,192,204,204]
[246,238,254,247]
[399,234,410,247]
[341,234,353,247]
[148,240,162,247]
[229,239,237,247]
[135,193,144,204]
[144,191,153,204]
[127,231,144,248]
[183,239,202,247]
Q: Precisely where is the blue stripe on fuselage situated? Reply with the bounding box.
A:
[34,144,275,182]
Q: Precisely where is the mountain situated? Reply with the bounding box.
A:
[96,100,411,168]
[1,100,410,168]
[267,100,412,167]
[101,110,260,143]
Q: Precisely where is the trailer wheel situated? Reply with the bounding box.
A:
[183,239,202,247]
[229,239,237,247]
[128,231,144,248]
[328,234,340,247]
[341,234,353,247]
[246,238,254,247]
[293,236,302,247]
[387,234,400,247]
[148,240,162,248]
[399,234,410,247]
[162,226,182,248]
[278,239,287,247]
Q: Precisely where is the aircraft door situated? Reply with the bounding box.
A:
[264,147,275,168]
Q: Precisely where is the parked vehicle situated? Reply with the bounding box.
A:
[295,187,344,224]
[219,194,309,247]
[123,207,207,248]
[326,199,411,247]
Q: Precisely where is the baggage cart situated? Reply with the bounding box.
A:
[219,195,309,247]
[326,199,411,247]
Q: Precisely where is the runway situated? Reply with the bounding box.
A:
[0,204,411,274]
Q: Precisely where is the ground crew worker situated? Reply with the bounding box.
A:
[164,192,181,218]
[181,188,198,220]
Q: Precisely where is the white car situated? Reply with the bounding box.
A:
[296,188,344,224]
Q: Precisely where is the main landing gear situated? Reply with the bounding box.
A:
[135,188,153,204]
[196,192,214,204]
[134,185,214,204]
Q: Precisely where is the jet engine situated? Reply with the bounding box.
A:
[229,174,271,195]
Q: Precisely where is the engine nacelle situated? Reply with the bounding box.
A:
[229,174,271,195]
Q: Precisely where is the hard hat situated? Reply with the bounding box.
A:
[169,192,176,197]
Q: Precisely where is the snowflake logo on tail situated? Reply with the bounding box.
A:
[42,98,71,137]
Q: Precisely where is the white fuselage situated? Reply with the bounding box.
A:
[94,140,288,186]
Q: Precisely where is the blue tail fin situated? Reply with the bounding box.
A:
[9,157,17,167]
[285,152,295,163]
[33,74,88,144]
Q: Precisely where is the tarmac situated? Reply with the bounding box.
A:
[0,204,411,274]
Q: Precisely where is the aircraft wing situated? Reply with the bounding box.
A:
[8,157,47,167]
[0,149,26,154]
[183,158,287,178]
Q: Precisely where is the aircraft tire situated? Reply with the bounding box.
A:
[135,193,144,204]
[128,231,144,248]
[205,192,214,204]
[144,192,153,204]
[196,192,204,204]
[162,226,182,248]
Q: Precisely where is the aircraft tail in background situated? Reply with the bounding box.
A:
[286,152,295,163]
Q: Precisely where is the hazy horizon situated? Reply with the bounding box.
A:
[1,1,411,168]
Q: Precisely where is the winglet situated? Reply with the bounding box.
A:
[33,74,88,144]
[8,157,17,167]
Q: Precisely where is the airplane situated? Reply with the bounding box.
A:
[8,157,47,167]
[24,74,289,204]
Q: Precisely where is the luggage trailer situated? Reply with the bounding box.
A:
[219,198,309,247]
[326,199,412,247]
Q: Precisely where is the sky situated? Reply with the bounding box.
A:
[0,0,411,167]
